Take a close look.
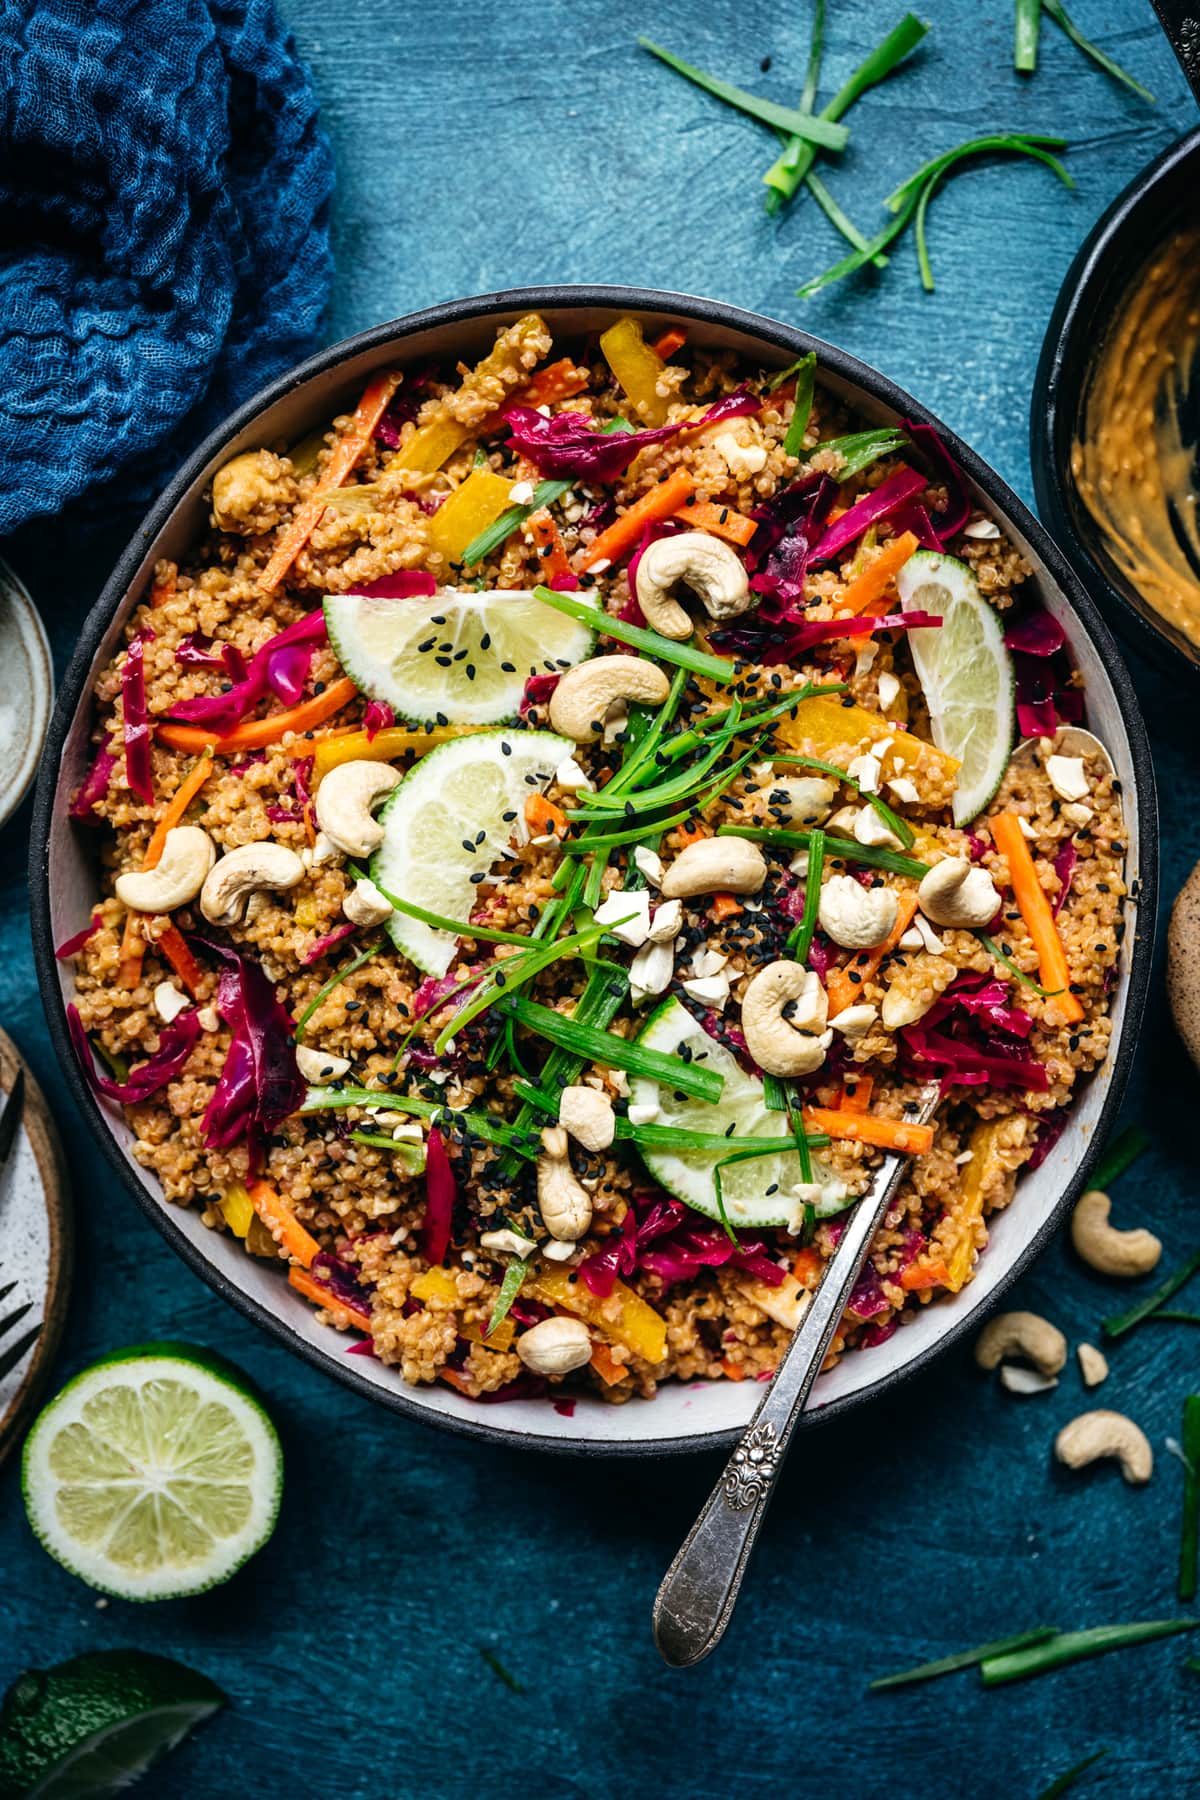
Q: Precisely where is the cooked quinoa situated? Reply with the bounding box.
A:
[62,313,1128,1407]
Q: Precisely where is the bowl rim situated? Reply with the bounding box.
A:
[1031,123,1200,677]
[30,283,1159,1457]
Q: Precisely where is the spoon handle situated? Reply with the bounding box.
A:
[1148,1,1200,101]
[651,1149,912,1668]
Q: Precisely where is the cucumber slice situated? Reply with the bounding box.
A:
[325,587,598,725]
[896,549,1014,826]
[370,728,571,976]
[632,996,822,1230]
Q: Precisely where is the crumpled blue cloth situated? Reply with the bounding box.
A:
[0,0,334,534]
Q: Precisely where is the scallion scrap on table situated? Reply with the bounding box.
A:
[1102,1247,1200,1341]
[1013,0,1154,101]
[872,1619,1200,1691]
[869,1625,1058,1690]
[1089,1122,1150,1193]
[1035,1750,1110,1800]
[1179,1396,1200,1603]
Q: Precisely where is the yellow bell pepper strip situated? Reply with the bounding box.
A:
[428,468,516,565]
[990,812,1084,1023]
[530,1261,667,1364]
[220,1182,255,1238]
[578,468,696,571]
[156,677,358,755]
[600,316,671,425]
[945,1117,1012,1290]
[289,1264,372,1333]
[410,1265,515,1351]
[248,1180,321,1268]
[775,695,960,800]
[802,1103,934,1157]
[258,370,401,593]
[306,723,490,780]
[388,414,470,478]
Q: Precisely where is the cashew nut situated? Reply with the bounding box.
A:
[741,961,832,1078]
[537,1127,593,1240]
[1055,1409,1153,1484]
[660,837,767,899]
[199,842,305,925]
[559,1084,616,1151]
[761,775,838,826]
[115,826,216,914]
[343,876,394,929]
[1077,1343,1109,1388]
[973,1310,1067,1377]
[516,1315,593,1376]
[917,857,1001,930]
[548,656,671,742]
[880,982,940,1031]
[314,761,402,859]
[634,531,752,639]
[817,874,898,950]
[480,1227,539,1260]
[295,1044,352,1084]
[153,981,190,1024]
[1070,1189,1162,1278]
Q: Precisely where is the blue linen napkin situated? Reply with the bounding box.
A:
[0,0,335,534]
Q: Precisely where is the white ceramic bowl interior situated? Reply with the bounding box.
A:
[35,291,1155,1455]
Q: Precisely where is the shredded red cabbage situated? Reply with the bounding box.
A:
[412,969,482,1019]
[55,916,101,959]
[721,608,943,664]
[69,746,118,822]
[810,466,929,564]
[520,671,561,715]
[68,1002,199,1102]
[473,1374,549,1404]
[503,387,761,483]
[845,1267,891,1321]
[806,931,837,979]
[1027,1107,1071,1170]
[579,1197,786,1296]
[858,1317,900,1348]
[364,700,395,739]
[900,970,1047,1091]
[553,1397,577,1416]
[175,635,249,684]
[345,1336,380,1358]
[350,571,439,599]
[421,1127,455,1265]
[622,521,681,624]
[1004,610,1066,658]
[167,611,328,734]
[193,939,306,1149]
[121,635,154,805]
[301,922,357,965]
[1052,841,1077,918]
[310,1250,375,1317]
[901,419,972,544]
[1004,606,1081,739]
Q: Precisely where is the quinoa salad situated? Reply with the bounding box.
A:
[60,312,1128,1408]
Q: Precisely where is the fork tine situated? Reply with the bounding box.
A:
[0,1322,41,1384]
[0,1281,16,1307]
[0,1301,33,1340]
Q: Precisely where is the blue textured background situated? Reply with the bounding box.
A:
[2,5,1198,1796]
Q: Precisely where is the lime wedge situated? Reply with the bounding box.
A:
[896,549,1014,825]
[324,588,598,724]
[370,728,570,976]
[0,1650,223,1800]
[632,997,821,1230]
[21,1344,282,1603]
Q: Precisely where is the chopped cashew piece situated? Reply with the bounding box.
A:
[689,948,728,978]
[917,858,1001,930]
[1077,1343,1109,1388]
[877,670,901,712]
[314,761,403,859]
[517,1316,593,1376]
[630,938,674,1004]
[886,776,920,805]
[554,755,593,793]
[537,1131,593,1240]
[343,876,394,928]
[593,887,651,946]
[1046,754,1089,803]
[826,805,861,837]
[829,1003,878,1038]
[680,971,731,1009]
[153,982,189,1024]
[559,1084,616,1151]
[741,961,832,1078]
[711,429,768,478]
[881,983,940,1031]
[1070,1189,1162,1278]
[660,838,767,899]
[634,531,752,639]
[542,1239,578,1263]
[818,874,898,950]
[647,898,683,942]
[199,841,304,926]
[480,1227,539,1260]
[634,845,665,886]
[1055,1409,1153,1485]
[974,1310,1067,1377]
[1061,801,1094,828]
[310,831,343,867]
[847,752,882,794]
[854,806,903,850]
[548,656,671,742]
[115,826,217,914]
[628,1101,661,1126]
[295,1044,352,1084]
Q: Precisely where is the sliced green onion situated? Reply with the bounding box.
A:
[1014,0,1041,71]
[1042,0,1154,102]
[806,427,910,481]
[638,38,850,150]
[301,1087,539,1156]
[719,822,928,881]
[980,1618,1199,1687]
[762,1073,789,1114]
[532,585,737,684]
[771,751,913,848]
[502,993,724,1102]
[295,942,383,1040]
[805,173,889,273]
[1089,1122,1150,1193]
[433,916,629,1054]
[870,1626,1059,1690]
[783,352,817,458]
[485,1257,531,1340]
[788,827,825,961]
[498,962,630,1178]
[572,707,742,814]
[1142,1312,1200,1326]
[1181,1396,1200,1602]
[92,1039,130,1084]
[786,1093,814,1185]
[976,931,1063,998]
[507,1079,828,1152]
[1035,1750,1110,1800]
[365,874,535,948]
[461,478,571,569]
[1102,1248,1200,1341]
[349,1131,426,1174]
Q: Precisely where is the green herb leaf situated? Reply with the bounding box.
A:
[806,427,910,481]
[870,1626,1059,1690]
[497,962,630,1178]
[502,993,725,1102]
[301,1088,540,1156]
[787,826,825,961]
[1089,1122,1150,1193]
[1035,1750,1110,1800]
[364,874,536,948]
[783,353,818,458]
[976,931,1063,998]
[485,1257,531,1341]
[532,585,737,684]
[771,750,914,848]
[1041,0,1154,102]
[1102,1248,1200,1341]
[1180,1395,1200,1603]
[349,1131,427,1175]
[639,38,851,150]
[980,1618,1198,1686]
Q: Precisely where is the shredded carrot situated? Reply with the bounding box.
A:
[900,1258,949,1292]
[837,530,920,617]
[524,792,567,837]
[149,562,177,608]
[720,1357,747,1382]
[257,371,401,594]
[248,1180,321,1268]
[288,1264,372,1330]
[117,912,144,988]
[439,1367,476,1397]
[709,892,743,922]
[157,925,203,997]
[672,497,757,547]
[792,1247,825,1289]
[825,891,920,1019]
[839,1073,874,1114]
[143,754,214,870]
[989,813,1084,1023]
[578,469,696,571]
[518,358,591,408]
[590,1342,630,1386]
[674,818,708,849]
[651,327,688,359]
[156,678,358,755]
[802,1105,935,1156]
[526,508,573,584]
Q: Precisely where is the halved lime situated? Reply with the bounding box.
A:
[370,728,571,976]
[0,1649,223,1799]
[21,1344,282,1603]
[632,997,814,1230]
[896,549,1014,826]
[325,588,598,724]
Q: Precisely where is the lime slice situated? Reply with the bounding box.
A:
[325,588,598,724]
[371,728,571,976]
[0,1649,223,1800]
[895,549,1014,826]
[21,1344,282,1603]
[632,997,819,1230]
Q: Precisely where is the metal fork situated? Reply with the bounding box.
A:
[0,1068,38,1384]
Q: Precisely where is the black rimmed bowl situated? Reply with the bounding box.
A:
[1032,126,1200,677]
[31,286,1158,1456]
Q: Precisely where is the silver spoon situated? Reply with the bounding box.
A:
[1009,724,1114,782]
[652,1079,941,1668]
